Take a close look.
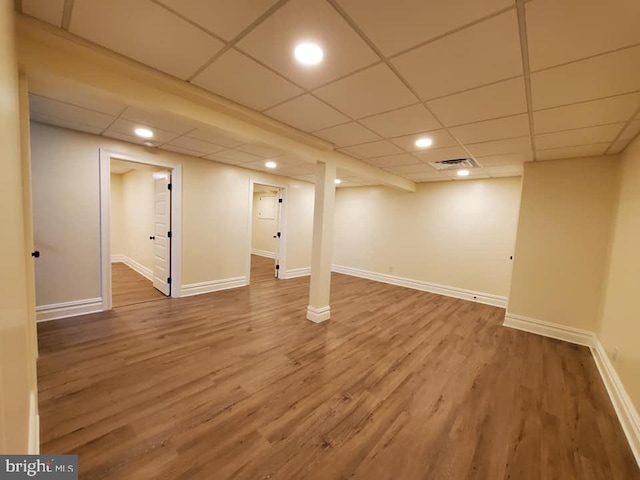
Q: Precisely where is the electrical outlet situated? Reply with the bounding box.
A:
[612,347,619,362]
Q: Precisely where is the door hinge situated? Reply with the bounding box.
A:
[276,231,281,238]
[278,198,283,203]
[167,183,172,190]
[168,231,172,238]
[275,264,280,270]
[167,277,171,284]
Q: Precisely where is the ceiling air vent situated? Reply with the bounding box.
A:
[429,158,478,171]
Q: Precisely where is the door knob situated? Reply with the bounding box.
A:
[31,251,40,258]
[149,236,155,240]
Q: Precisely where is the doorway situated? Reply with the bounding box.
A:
[249,183,285,284]
[100,150,182,310]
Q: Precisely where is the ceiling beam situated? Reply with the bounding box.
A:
[15,15,416,192]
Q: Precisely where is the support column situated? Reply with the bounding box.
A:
[306,160,336,323]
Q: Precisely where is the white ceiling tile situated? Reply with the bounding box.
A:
[427,77,527,126]
[365,153,420,168]
[237,0,379,90]
[619,119,640,141]
[608,139,632,154]
[526,0,640,71]
[475,152,533,166]
[405,171,451,183]
[483,164,523,177]
[102,130,158,146]
[412,146,470,163]
[391,10,522,100]
[236,143,284,158]
[23,0,65,27]
[450,114,530,144]
[264,95,349,132]
[30,112,104,136]
[533,93,640,134]
[188,126,244,148]
[390,130,458,152]
[155,0,279,41]
[313,122,380,147]
[314,64,417,119]
[28,79,127,116]
[203,154,249,166]
[106,118,179,144]
[191,49,303,111]
[530,46,640,110]
[215,149,262,163]
[168,136,227,155]
[121,107,197,135]
[30,95,115,129]
[158,144,204,157]
[359,104,441,138]
[385,163,438,175]
[535,123,625,150]
[342,140,404,159]
[536,143,610,161]
[465,136,532,157]
[335,0,513,57]
[69,0,225,80]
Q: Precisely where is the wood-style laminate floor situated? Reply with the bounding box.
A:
[37,256,639,479]
[111,262,166,308]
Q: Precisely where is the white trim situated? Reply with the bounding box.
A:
[36,297,103,322]
[28,392,39,454]
[111,254,153,281]
[100,149,183,311]
[251,248,275,259]
[592,338,640,466]
[181,276,247,297]
[332,264,507,308]
[503,312,595,347]
[281,267,311,279]
[503,313,640,467]
[307,305,330,323]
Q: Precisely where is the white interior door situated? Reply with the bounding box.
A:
[153,172,171,295]
[274,189,283,278]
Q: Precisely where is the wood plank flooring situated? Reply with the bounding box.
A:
[111,262,166,308]
[37,256,639,479]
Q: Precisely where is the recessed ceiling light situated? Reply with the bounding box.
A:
[294,42,324,66]
[143,141,154,147]
[415,137,433,148]
[265,161,277,169]
[457,169,470,177]
[135,127,153,138]
[334,178,342,185]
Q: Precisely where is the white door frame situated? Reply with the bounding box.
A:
[99,148,183,310]
[246,178,288,283]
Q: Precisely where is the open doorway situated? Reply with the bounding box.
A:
[100,149,182,311]
[109,159,171,307]
[249,183,285,284]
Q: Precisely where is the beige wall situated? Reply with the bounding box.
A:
[252,191,278,256]
[508,156,620,330]
[30,122,315,305]
[333,177,522,297]
[598,136,640,412]
[110,173,124,256]
[0,1,37,453]
[120,169,156,272]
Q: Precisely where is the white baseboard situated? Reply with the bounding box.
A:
[36,297,103,322]
[112,254,153,281]
[503,312,596,347]
[307,305,330,323]
[251,248,275,259]
[591,339,640,465]
[181,276,247,297]
[281,267,311,279]
[28,392,39,454]
[331,264,507,308]
[504,312,639,466]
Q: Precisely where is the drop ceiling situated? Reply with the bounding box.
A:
[19,0,640,185]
